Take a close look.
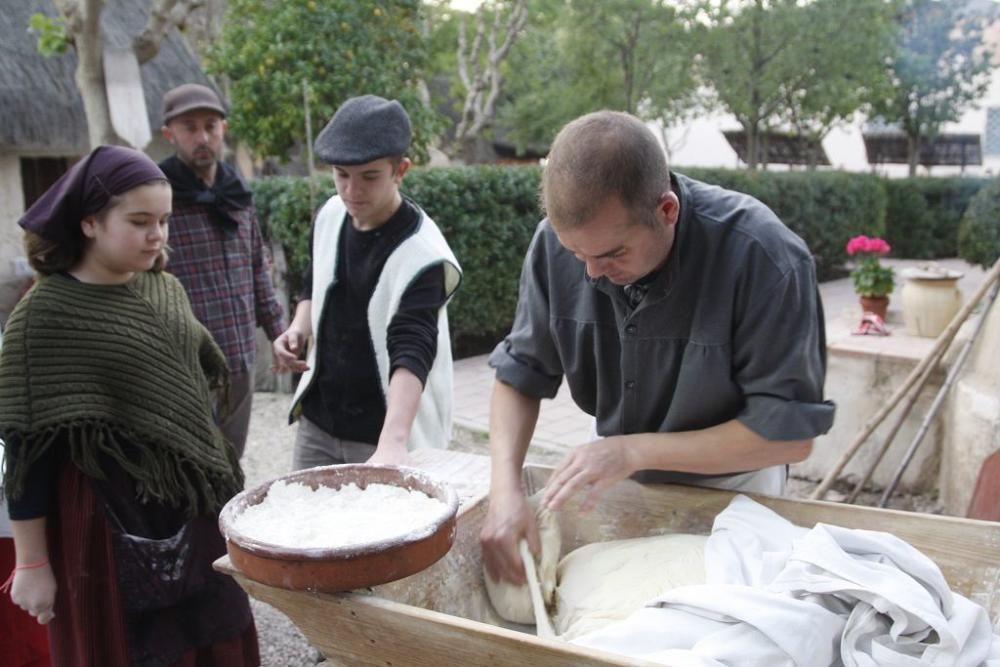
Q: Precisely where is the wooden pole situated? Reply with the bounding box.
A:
[811,257,1000,500]
[878,281,999,507]
[845,350,942,503]
[303,79,316,215]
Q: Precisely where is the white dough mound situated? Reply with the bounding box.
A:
[554,533,708,640]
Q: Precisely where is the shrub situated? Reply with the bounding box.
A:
[404,166,542,342]
[680,168,886,280]
[958,178,1000,269]
[884,177,988,259]
[883,179,935,259]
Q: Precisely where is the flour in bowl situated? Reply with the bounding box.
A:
[233,480,449,549]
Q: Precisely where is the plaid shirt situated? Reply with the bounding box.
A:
[166,203,286,373]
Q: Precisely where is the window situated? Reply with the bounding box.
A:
[984,107,1000,156]
[20,157,73,209]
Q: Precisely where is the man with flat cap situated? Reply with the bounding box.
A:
[159,83,287,459]
[273,95,462,468]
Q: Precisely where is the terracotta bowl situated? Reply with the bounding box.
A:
[219,464,459,593]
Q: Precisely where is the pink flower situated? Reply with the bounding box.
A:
[846,235,891,256]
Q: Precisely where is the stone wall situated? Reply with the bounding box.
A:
[942,292,1000,515]
[793,346,945,493]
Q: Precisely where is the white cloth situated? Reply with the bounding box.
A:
[571,496,1000,666]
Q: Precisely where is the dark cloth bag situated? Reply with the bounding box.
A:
[108,513,212,613]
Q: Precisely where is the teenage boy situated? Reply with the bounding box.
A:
[273,95,462,468]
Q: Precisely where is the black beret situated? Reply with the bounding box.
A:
[313,95,412,165]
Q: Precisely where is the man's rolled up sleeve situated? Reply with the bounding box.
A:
[734,256,836,440]
[488,224,564,400]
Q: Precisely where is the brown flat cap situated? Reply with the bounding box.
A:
[162,83,226,124]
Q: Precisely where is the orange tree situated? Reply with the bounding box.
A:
[207,0,440,162]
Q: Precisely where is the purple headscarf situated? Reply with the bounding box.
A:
[18,145,167,241]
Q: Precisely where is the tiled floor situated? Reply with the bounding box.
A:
[453,258,988,451]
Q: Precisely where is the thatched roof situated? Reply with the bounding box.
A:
[0,0,213,154]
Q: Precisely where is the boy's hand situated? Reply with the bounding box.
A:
[366,447,411,467]
[272,327,310,373]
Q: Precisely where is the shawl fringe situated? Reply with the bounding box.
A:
[4,420,242,516]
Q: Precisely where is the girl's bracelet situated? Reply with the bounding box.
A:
[16,559,50,571]
[1,558,50,593]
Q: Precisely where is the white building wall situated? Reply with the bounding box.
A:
[661,65,1000,178]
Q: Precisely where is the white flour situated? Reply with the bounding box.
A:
[233,480,449,549]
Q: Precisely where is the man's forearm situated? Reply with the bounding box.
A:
[488,380,541,494]
[625,419,812,476]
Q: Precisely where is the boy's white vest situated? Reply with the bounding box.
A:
[290,196,462,450]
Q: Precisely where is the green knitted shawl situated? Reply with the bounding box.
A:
[0,271,243,516]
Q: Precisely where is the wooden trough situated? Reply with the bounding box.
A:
[215,449,1000,666]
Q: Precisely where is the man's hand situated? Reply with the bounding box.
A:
[272,326,310,373]
[542,436,637,512]
[11,563,57,625]
[480,487,539,584]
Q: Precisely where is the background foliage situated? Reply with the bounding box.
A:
[868,0,994,175]
[883,177,989,259]
[497,0,699,156]
[207,0,439,161]
[958,179,1000,269]
[250,166,992,348]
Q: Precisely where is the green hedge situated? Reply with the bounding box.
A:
[958,178,1000,269]
[884,177,989,259]
[680,169,886,280]
[252,166,982,346]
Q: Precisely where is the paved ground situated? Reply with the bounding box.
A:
[239,257,987,665]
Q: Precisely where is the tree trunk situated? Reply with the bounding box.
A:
[907,133,919,177]
[745,124,759,170]
[459,135,497,164]
[75,0,123,148]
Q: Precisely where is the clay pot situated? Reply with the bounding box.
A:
[901,268,963,338]
[859,295,889,320]
[219,464,459,593]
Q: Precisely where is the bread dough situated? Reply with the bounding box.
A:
[554,533,708,640]
[483,503,561,624]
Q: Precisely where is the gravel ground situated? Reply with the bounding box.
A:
[241,393,320,666]
[239,391,943,665]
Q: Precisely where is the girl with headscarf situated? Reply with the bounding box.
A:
[0,145,259,666]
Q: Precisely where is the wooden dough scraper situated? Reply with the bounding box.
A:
[518,539,556,639]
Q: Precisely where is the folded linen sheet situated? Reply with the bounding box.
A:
[571,495,1000,666]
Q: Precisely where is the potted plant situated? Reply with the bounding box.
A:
[846,235,894,319]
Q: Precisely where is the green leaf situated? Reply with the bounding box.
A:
[28,12,69,56]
